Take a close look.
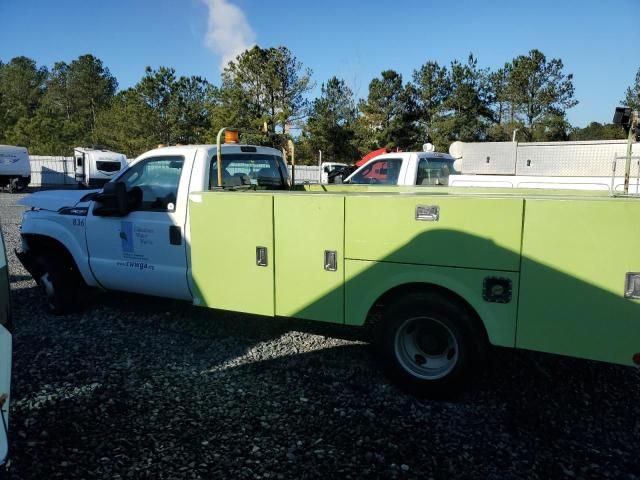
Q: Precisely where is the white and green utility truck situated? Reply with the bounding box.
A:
[16,130,640,396]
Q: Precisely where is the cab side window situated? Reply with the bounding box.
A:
[350,158,402,184]
[416,158,451,186]
[118,156,184,212]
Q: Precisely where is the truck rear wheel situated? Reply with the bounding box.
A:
[378,291,480,397]
[36,256,80,314]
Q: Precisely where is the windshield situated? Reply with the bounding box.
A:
[349,158,402,185]
[210,153,288,190]
[416,157,453,186]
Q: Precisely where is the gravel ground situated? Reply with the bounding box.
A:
[0,191,639,479]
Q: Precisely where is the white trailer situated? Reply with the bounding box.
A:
[448,140,640,193]
[0,145,30,192]
[74,147,128,188]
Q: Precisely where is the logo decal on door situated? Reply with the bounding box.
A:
[120,221,134,254]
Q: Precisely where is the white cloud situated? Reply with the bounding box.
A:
[201,0,256,71]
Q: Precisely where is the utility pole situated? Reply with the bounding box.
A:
[288,139,295,187]
[623,111,639,194]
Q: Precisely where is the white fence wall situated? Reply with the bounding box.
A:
[29,156,75,186]
[288,165,320,184]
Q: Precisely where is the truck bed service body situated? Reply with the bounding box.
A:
[16,136,640,395]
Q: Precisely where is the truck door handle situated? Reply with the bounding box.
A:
[324,250,337,271]
[415,205,440,221]
[256,246,268,267]
[169,226,182,245]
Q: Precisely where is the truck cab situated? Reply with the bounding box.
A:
[74,147,128,188]
[345,149,457,186]
[18,143,289,310]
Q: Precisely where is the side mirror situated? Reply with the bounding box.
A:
[93,181,129,217]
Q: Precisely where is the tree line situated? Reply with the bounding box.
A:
[1,48,638,164]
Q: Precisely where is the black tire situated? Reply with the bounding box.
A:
[378,291,483,397]
[36,255,81,314]
[18,177,29,191]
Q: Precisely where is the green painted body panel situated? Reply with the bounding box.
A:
[187,186,640,367]
[274,194,344,322]
[189,192,275,316]
[345,195,523,272]
[345,259,519,346]
[517,198,640,366]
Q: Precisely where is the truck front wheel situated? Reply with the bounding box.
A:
[379,291,481,397]
[36,256,80,314]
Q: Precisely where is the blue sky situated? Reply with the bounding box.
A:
[1,0,637,127]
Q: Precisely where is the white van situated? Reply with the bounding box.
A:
[74,147,128,188]
[320,162,347,184]
[0,145,30,192]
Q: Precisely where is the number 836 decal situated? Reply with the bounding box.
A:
[72,218,85,227]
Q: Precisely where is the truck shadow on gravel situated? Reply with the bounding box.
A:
[6,280,640,479]
[6,317,639,479]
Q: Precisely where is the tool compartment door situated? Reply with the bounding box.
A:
[189,192,274,316]
[517,198,640,365]
[274,194,344,323]
[345,195,523,272]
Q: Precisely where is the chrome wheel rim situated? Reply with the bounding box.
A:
[393,316,459,380]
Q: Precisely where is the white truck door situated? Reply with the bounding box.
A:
[85,153,194,300]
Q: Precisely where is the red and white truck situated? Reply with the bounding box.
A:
[346,140,640,193]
